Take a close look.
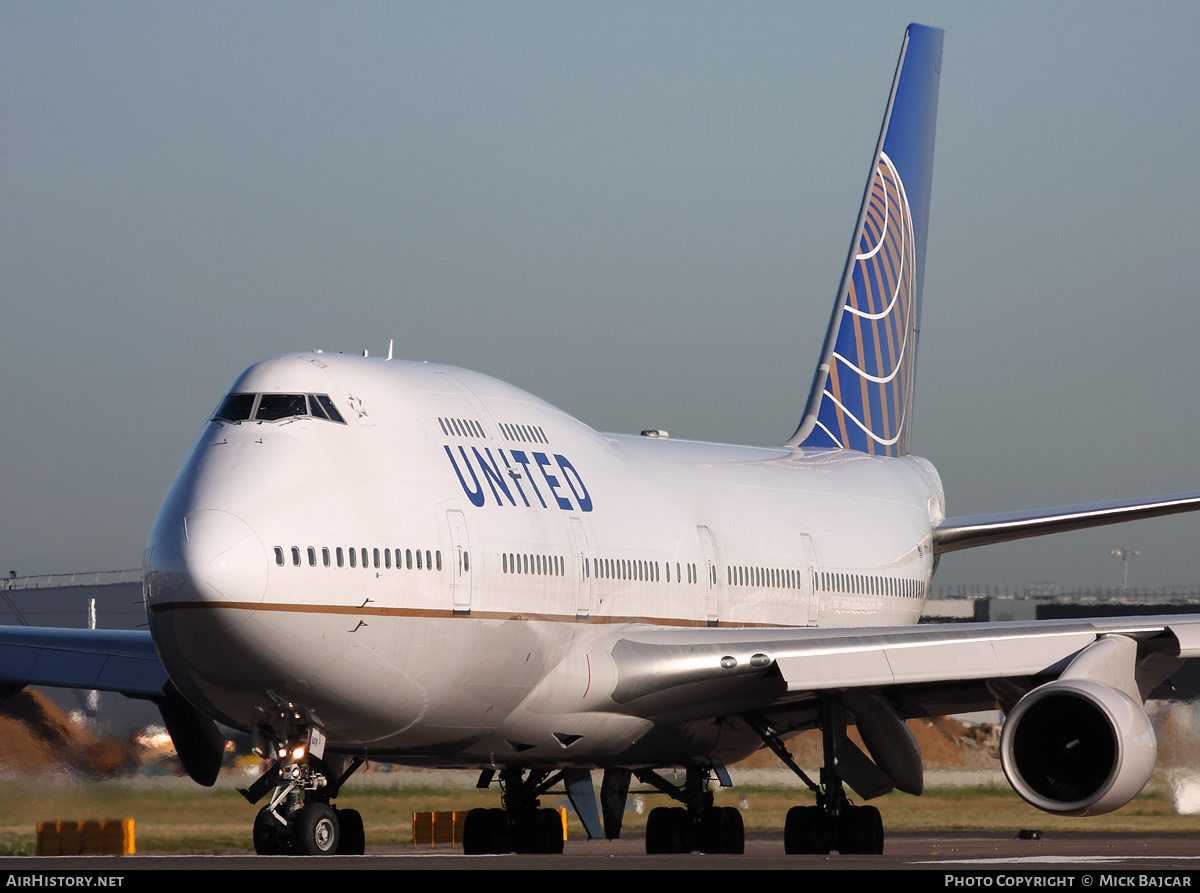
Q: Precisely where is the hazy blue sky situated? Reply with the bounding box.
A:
[4,2,1199,592]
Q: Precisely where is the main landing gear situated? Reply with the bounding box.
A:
[241,709,365,856]
[753,698,887,855]
[636,766,745,855]
[781,773,883,856]
[463,768,566,854]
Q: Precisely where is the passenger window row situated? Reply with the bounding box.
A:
[502,553,564,576]
[586,558,698,584]
[728,565,804,590]
[497,554,700,585]
[269,543,921,600]
[819,571,924,599]
[438,417,485,439]
[214,393,346,425]
[273,545,449,573]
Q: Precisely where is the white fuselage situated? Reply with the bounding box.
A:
[144,352,943,767]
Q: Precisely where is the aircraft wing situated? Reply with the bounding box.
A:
[933,491,1200,553]
[598,614,1200,808]
[0,626,227,786]
[0,626,166,697]
[604,614,1200,724]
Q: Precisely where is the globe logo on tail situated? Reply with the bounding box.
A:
[813,151,918,457]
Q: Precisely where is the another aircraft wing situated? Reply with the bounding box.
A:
[0,626,166,697]
[932,491,1200,553]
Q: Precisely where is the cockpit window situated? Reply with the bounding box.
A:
[214,393,255,422]
[256,394,308,421]
[314,395,345,424]
[212,392,347,425]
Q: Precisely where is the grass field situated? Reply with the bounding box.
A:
[1,772,1197,855]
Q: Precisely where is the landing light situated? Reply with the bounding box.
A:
[292,746,306,760]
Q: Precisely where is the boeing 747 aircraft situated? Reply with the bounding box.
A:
[5,24,1200,857]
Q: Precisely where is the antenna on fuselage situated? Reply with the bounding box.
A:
[387,339,393,361]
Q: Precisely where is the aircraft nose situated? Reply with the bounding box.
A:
[144,509,271,727]
[146,510,268,609]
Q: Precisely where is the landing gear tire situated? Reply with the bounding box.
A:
[837,805,883,855]
[859,805,884,855]
[645,806,689,854]
[336,807,365,855]
[513,809,538,854]
[700,806,744,854]
[252,807,282,855]
[726,807,745,854]
[463,807,492,855]
[834,805,862,854]
[784,805,828,855]
[514,807,564,854]
[293,802,339,855]
[464,807,510,855]
[539,808,565,855]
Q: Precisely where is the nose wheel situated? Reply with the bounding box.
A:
[253,802,364,856]
[252,806,283,855]
[293,803,339,855]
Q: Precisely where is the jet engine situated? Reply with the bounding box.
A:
[1000,676,1156,816]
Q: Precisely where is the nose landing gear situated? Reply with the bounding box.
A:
[240,709,364,856]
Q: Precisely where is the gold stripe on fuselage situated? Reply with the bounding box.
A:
[146,600,798,628]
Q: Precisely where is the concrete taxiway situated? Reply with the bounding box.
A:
[2,832,1199,871]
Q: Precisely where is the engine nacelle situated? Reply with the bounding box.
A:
[1000,678,1156,816]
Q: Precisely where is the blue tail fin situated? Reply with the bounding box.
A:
[788,24,942,457]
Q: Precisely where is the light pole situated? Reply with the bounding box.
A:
[1110,547,1140,594]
